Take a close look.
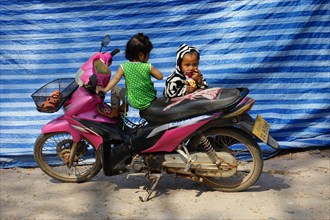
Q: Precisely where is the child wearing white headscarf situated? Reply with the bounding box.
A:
[164,44,208,98]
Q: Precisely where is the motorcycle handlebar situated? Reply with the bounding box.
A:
[238,87,249,98]
[98,91,105,99]
[110,48,120,57]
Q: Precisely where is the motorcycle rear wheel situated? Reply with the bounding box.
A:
[34,132,102,183]
[197,128,263,192]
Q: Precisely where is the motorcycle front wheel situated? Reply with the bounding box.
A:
[34,132,102,183]
[196,128,263,192]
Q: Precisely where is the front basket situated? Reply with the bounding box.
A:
[31,78,78,113]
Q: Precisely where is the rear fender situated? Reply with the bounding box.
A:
[236,114,280,150]
[197,114,279,150]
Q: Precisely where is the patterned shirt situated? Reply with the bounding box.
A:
[121,62,156,110]
[164,44,208,98]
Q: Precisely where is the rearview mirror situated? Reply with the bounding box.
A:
[101,35,111,48]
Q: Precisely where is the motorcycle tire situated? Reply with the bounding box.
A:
[197,128,263,192]
[34,132,102,183]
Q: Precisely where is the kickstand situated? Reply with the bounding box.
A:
[139,173,162,202]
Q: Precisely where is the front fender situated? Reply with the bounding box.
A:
[42,116,83,142]
[41,116,104,150]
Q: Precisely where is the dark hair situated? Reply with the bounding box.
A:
[125,33,153,61]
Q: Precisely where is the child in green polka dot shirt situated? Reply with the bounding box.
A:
[96,33,163,112]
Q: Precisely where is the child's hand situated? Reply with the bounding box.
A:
[186,79,197,93]
[96,86,104,94]
[187,85,196,93]
[192,69,202,86]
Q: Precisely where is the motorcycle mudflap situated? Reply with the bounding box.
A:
[252,114,270,144]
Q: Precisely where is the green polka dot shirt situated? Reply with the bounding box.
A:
[121,62,156,110]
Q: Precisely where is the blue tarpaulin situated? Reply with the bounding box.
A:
[1,0,329,168]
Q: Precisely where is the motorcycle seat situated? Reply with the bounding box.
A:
[140,87,246,125]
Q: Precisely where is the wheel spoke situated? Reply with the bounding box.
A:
[196,128,263,192]
[34,132,101,183]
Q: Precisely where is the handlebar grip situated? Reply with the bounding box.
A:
[238,87,249,98]
[98,91,105,99]
[110,48,120,57]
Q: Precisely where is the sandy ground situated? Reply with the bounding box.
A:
[0,148,329,220]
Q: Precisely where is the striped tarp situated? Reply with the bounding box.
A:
[1,0,329,167]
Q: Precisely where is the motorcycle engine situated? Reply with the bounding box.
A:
[130,154,163,173]
[130,155,148,173]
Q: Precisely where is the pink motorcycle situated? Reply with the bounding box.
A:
[32,35,279,201]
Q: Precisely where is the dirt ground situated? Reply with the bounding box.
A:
[0,148,329,220]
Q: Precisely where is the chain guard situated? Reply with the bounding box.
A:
[163,152,237,177]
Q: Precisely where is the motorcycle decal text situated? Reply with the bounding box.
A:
[146,115,212,138]
[168,115,211,128]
